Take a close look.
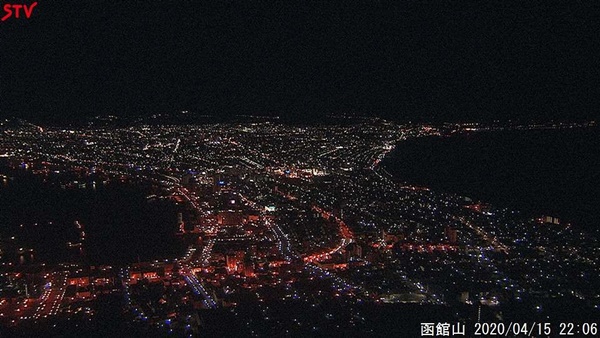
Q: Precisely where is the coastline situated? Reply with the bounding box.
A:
[379,128,600,233]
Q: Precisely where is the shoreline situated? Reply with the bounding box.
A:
[379,128,600,233]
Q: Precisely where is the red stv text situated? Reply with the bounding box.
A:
[2,2,38,21]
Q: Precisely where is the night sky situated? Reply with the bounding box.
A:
[1,1,599,123]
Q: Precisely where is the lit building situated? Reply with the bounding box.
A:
[217,211,244,226]
[226,251,245,274]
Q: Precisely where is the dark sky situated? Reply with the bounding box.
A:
[1,1,599,122]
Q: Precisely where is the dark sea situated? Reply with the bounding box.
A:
[383,127,600,233]
[0,175,185,266]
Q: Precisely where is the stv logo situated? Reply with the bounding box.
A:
[2,2,38,22]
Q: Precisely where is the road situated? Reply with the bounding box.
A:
[180,265,218,309]
[32,271,67,320]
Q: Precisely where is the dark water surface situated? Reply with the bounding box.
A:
[0,175,184,265]
[384,128,600,232]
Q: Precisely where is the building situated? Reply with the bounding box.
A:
[226,251,245,274]
[243,254,255,277]
[543,216,560,225]
[217,211,244,226]
[344,243,363,261]
[444,227,458,244]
